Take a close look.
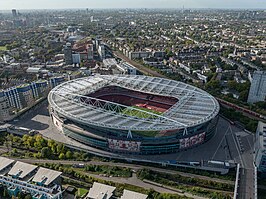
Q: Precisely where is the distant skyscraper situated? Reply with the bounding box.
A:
[12,9,17,17]
[247,71,266,103]
[64,43,73,65]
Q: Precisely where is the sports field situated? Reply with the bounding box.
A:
[121,105,162,119]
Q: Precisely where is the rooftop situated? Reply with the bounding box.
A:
[0,157,15,173]
[32,167,62,186]
[86,182,116,199]
[121,190,148,199]
[8,161,38,179]
[49,75,220,132]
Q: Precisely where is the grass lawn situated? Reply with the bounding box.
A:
[121,106,162,119]
[0,46,7,51]
[83,165,132,177]
[76,188,89,197]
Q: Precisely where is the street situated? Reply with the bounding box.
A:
[10,100,255,198]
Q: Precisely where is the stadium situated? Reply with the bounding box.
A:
[48,75,220,155]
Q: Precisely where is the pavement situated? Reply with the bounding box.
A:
[9,100,255,198]
[10,101,240,162]
[12,158,234,185]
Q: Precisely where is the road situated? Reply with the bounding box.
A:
[114,51,166,78]
[12,156,231,198]
[12,157,234,185]
[10,92,255,198]
[63,173,207,199]
[11,103,246,164]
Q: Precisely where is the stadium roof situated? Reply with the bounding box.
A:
[121,190,148,199]
[32,167,62,186]
[86,182,116,199]
[49,75,219,131]
[8,161,38,179]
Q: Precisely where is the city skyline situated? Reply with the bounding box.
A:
[0,0,266,10]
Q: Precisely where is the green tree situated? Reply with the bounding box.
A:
[47,139,57,153]
[56,143,65,154]
[34,135,47,149]
[59,153,65,160]
[24,194,32,199]
[41,147,51,158]
[66,150,73,159]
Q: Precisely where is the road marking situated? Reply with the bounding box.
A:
[246,135,253,152]
[211,126,228,160]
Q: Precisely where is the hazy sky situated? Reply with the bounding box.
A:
[0,0,265,10]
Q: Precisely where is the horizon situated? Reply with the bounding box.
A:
[0,0,266,10]
[0,7,265,13]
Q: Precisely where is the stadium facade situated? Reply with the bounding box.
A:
[48,75,220,155]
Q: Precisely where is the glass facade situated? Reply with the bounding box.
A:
[62,116,218,155]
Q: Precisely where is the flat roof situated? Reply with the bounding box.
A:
[8,161,38,179]
[0,157,15,172]
[87,182,116,199]
[121,190,148,199]
[32,167,62,186]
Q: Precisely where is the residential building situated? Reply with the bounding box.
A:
[5,84,35,110]
[120,190,148,199]
[98,44,106,60]
[64,43,73,65]
[0,157,63,199]
[247,71,266,103]
[86,182,116,199]
[120,62,137,75]
[254,122,266,173]
[48,76,65,89]
[128,51,151,60]
[0,92,14,121]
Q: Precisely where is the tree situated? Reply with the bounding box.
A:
[66,150,73,159]
[59,153,65,160]
[56,143,65,154]
[24,194,32,199]
[34,152,42,159]
[34,135,47,149]
[238,90,249,102]
[41,147,51,158]
[47,139,57,153]
[22,135,34,148]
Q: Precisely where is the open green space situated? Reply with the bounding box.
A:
[84,164,132,177]
[39,163,189,199]
[76,188,89,197]
[0,46,7,51]
[137,169,233,199]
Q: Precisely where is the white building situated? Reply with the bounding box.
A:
[0,92,14,121]
[98,44,106,60]
[120,190,148,199]
[72,54,81,65]
[254,122,266,173]
[120,62,137,75]
[86,182,116,199]
[247,71,266,103]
